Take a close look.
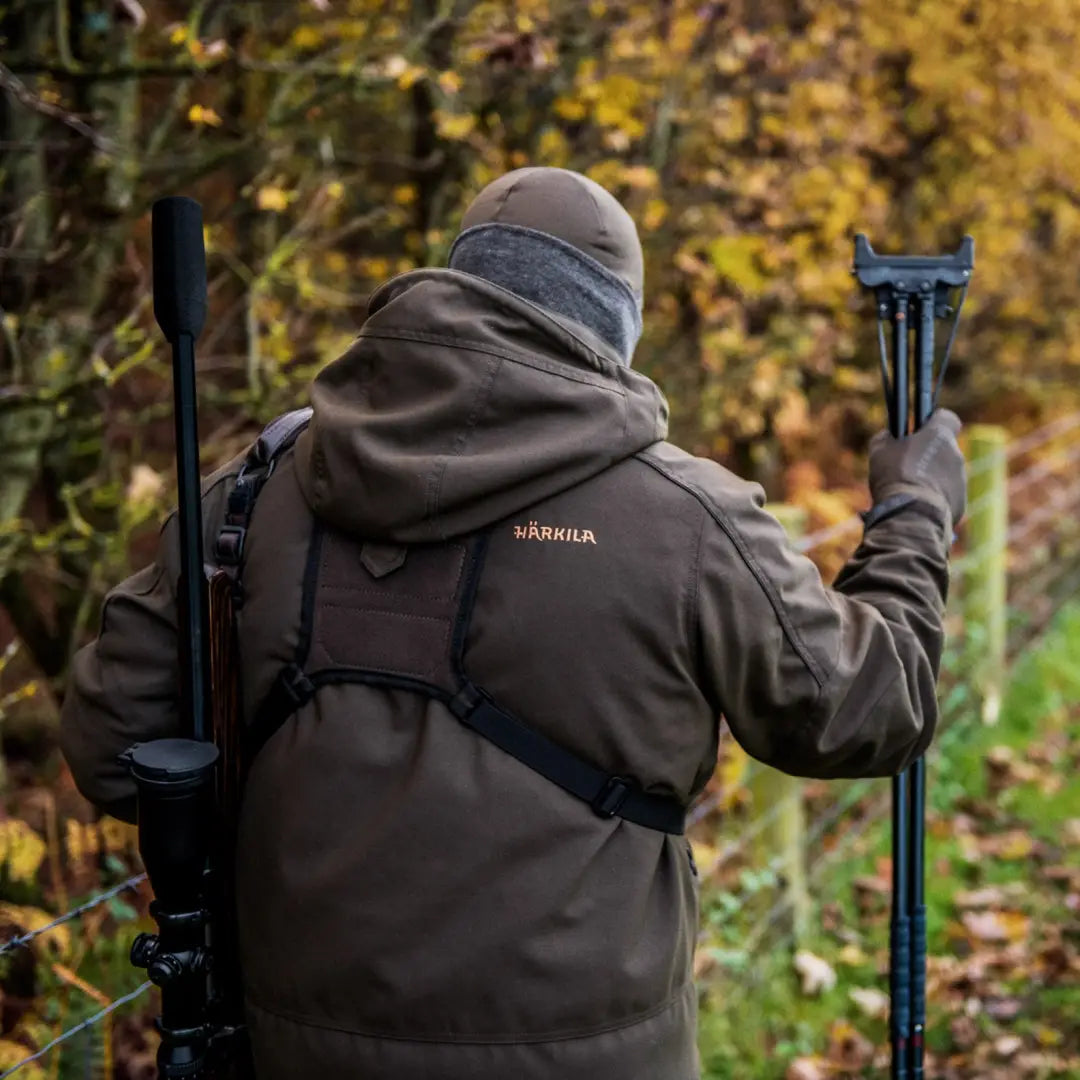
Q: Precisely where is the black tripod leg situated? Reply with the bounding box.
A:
[908,288,936,1079]
[888,292,911,1079]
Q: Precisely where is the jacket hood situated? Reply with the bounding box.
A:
[292,268,669,542]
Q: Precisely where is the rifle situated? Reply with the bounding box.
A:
[852,233,975,1080]
[119,196,252,1078]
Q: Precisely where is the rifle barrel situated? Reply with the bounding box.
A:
[152,197,210,741]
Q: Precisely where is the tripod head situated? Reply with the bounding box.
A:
[852,233,975,435]
[852,234,974,293]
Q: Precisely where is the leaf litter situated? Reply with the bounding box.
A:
[785,708,1080,1080]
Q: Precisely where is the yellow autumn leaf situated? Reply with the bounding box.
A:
[622,166,659,190]
[0,820,45,885]
[642,198,668,231]
[716,739,749,811]
[553,97,588,122]
[357,257,391,280]
[435,112,476,141]
[801,488,858,527]
[256,186,291,212]
[689,839,718,877]
[324,251,348,274]
[291,25,322,50]
[0,1040,44,1080]
[392,184,418,206]
[1036,1025,1064,1047]
[537,127,570,165]
[169,24,188,45]
[438,70,462,95]
[98,817,138,855]
[326,180,345,200]
[707,236,768,296]
[0,903,70,958]
[397,64,427,91]
[64,819,100,863]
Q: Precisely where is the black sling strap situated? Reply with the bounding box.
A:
[223,413,687,836]
[214,407,313,607]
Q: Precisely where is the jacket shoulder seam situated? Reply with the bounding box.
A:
[687,503,707,678]
[634,450,827,689]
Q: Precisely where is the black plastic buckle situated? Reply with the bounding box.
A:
[214,525,246,566]
[448,683,486,720]
[591,776,632,819]
[279,664,315,708]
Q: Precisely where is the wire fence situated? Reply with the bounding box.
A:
[0,414,1077,1076]
[689,412,1080,975]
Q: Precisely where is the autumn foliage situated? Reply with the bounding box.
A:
[3,0,1080,1074]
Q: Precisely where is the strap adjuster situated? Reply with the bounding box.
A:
[591,776,632,819]
[215,525,247,566]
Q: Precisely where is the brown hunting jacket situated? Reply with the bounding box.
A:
[61,269,951,1080]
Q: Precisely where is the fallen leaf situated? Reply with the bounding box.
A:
[794,950,837,996]
[837,944,867,966]
[994,1035,1023,1058]
[785,1057,826,1080]
[985,997,1023,1021]
[954,886,1008,910]
[979,830,1035,860]
[849,986,889,1019]
[962,909,1030,943]
[826,1019,876,1068]
[951,1014,979,1050]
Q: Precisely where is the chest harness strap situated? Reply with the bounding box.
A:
[218,412,686,836]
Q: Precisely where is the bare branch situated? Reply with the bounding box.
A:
[0,61,117,155]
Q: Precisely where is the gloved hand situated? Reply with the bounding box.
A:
[868,408,966,528]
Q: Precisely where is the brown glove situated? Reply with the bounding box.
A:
[868,408,966,530]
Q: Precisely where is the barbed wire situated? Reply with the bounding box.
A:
[0,874,147,958]
[0,981,152,1080]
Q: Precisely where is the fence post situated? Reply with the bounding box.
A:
[963,425,1008,725]
[751,503,811,946]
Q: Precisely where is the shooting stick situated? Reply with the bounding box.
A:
[852,233,974,1080]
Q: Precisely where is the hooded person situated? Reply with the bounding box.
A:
[60,167,966,1080]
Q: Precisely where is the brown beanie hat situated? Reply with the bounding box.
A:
[457,167,644,300]
[448,168,645,364]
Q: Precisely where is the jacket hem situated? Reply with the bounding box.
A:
[245,981,694,1046]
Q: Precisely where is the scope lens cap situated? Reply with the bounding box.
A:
[126,738,219,785]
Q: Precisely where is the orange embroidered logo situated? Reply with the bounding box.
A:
[513,520,597,545]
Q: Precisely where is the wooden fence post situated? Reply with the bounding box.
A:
[751,503,811,945]
[963,425,1008,725]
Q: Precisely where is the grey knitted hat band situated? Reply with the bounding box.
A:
[447,223,644,366]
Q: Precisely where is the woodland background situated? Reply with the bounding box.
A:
[5,0,1080,718]
[2,0,1080,1076]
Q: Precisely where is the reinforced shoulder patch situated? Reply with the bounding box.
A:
[304,527,469,689]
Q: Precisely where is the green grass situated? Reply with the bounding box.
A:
[696,601,1080,1079]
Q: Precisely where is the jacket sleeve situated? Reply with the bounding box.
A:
[59,458,243,822]
[694,467,951,779]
